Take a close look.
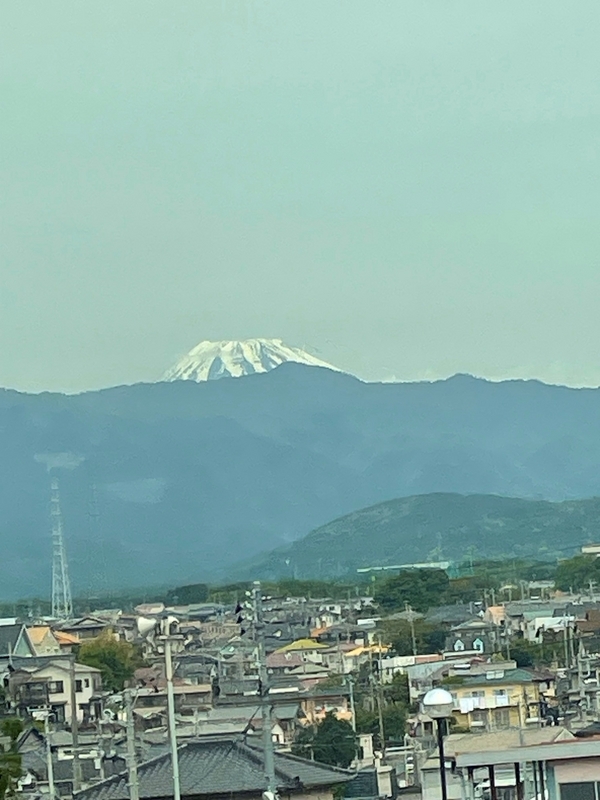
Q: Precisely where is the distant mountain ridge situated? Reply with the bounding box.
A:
[237,492,600,580]
[162,338,341,381]
[3,364,600,597]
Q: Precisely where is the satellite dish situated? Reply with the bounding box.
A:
[137,617,158,639]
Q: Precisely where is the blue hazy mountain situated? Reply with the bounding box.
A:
[238,492,600,581]
[2,364,600,596]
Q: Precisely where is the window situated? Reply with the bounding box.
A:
[493,709,510,729]
[471,710,487,725]
[84,679,90,689]
[471,691,485,698]
[75,680,83,693]
[560,783,595,800]
[48,681,64,694]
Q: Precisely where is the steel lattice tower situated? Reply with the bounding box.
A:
[50,476,73,620]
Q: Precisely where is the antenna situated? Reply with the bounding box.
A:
[50,476,73,620]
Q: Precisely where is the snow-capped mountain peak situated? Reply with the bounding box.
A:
[162,338,341,382]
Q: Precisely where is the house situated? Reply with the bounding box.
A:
[135,683,213,714]
[54,630,81,652]
[144,704,302,748]
[266,651,305,675]
[452,730,600,800]
[576,608,600,651]
[419,727,574,800]
[18,660,104,723]
[445,666,546,732]
[56,617,110,641]
[17,727,126,796]
[524,614,575,643]
[445,618,496,654]
[27,626,62,656]
[73,737,354,800]
[272,639,329,664]
[341,644,389,674]
[426,604,482,627]
[300,685,353,726]
[0,624,36,658]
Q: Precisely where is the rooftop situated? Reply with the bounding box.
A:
[274,639,328,653]
[74,737,352,800]
[461,667,539,686]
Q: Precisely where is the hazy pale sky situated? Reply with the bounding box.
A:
[2,2,600,392]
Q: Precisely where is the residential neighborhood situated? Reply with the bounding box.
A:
[3,562,600,800]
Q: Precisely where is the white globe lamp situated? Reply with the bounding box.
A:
[422,688,454,800]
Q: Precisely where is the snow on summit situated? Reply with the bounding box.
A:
[162,338,341,382]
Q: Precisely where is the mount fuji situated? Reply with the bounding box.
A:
[162,338,341,382]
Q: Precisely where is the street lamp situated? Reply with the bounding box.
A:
[422,688,454,800]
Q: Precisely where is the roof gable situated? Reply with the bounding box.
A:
[0,624,34,657]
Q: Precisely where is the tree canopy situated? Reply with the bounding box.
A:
[292,713,356,769]
[374,569,450,612]
[166,583,209,604]
[555,555,600,592]
[78,630,139,692]
[0,718,22,800]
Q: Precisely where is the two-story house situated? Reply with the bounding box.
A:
[28,660,103,723]
[446,667,544,732]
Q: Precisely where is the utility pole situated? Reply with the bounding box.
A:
[405,603,417,657]
[563,622,570,669]
[69,656,82,793]
[43,711,56,800]
[124,689,139,800]
[376,680,386,759]
[252,582,277,799]
[346,674,357,732]
[369,648,385,759]
[162,632,181,800]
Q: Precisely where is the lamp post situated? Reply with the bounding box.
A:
[422,688,454,800]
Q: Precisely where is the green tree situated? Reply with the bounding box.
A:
[380,618,448,656]
[355,705,407,747]
[78,630,139,692]
[508,639,552,668]
[292,713,356,768]
[352,672,409,748]
[374,569,450,613]
[166,583,209,604]
[555,555,600,592]
[383,672,410,707]
[0,718,23,800]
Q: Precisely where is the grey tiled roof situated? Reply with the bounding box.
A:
[75,737,352,800]
[0,624,28,656]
